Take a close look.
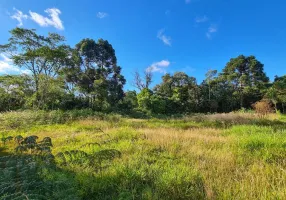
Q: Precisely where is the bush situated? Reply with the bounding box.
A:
[252,99,274,117]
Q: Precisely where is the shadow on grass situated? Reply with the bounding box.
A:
[254,119,286,130]
[0,152,80,200]
[213,119,286,130]
[0,147,207,200]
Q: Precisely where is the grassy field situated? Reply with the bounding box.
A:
[0,111,286,199]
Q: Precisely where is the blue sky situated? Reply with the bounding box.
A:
[0,0,286,90]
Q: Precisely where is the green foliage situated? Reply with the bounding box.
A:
[0,75,33,111]
[117,90,138,113]
[0,28,283,114]
[154,72,199,113]
[266,75,286,113]
[0,136,80,199]
[137,88,152,111]
[220,55,269,109]
[63,38,126,110]
[0,28,127,111]
[150,95,166,114]
[1,136,13,146]
[14,135,53,154]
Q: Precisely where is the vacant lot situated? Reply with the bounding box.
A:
[1,111,286,200]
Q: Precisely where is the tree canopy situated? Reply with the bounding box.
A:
[0,28,285,114]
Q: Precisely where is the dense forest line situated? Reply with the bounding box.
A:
[0,28,285,114]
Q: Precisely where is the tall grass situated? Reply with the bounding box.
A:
[0,111,285,199]
[0,109,122,129]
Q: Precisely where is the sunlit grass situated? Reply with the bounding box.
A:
[1,111,286,199]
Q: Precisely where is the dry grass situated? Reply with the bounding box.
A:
[1,112,286,199]
[142,128,227,147]
[189,112,279,123]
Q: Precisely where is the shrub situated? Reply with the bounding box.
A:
[252,99,275,117]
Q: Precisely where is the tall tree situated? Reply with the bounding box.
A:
[266,75,286,113]
[205,69,218,112]
[205,69,217,101]
[0,28,69,107]
[154,72,199,113]
[220,55,269,109]
[64,38,125,110]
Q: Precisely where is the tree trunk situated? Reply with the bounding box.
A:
[208,84,211,101]
[209,84,211,112]
[34,75,40,109]
[240,93,243,109]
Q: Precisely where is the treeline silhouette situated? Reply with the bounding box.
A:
[0,28,285,114]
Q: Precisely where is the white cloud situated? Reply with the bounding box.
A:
[146,60,170,73]
[0,54,30,74]
[10,8,28,26]
[195,15,208,23]
[206,24,218,39]
[29,8,64,30]
[1,54,12,63]
[97,12,108,19]
[208,26,217,33]
[157,29,172,46]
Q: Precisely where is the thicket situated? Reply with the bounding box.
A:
[0,28,285,114]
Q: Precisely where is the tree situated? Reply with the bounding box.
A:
[0,28,69,107]
[150,95,166,114]
[220,55,269,109]
[154,72,199,113]
[0,28,68,90]
[205,69,218,112]
[154,73,173,98]
[137,88,152,111]
[265,87,278,111]
[118,91,138,112]
[0,75,33,111]
[36,75,67,110]
[133,69,153,91]
[64,38,126,110]
[108,66,126,104]
[275,75,286,113]
[266,75,286,113]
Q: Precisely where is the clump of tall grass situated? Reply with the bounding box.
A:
[0,109,123,129]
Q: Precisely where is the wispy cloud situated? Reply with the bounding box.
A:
[195,15,208,23]
[165,10,171,15]
[0,54,30,74]
[10,8,28,26]
[146,60,170,73]
[206,24,218,39]
[97,12,108,19]
[157,29,172,46]
[29,8,64,30]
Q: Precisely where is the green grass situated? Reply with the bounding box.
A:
[0,111,286,199]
